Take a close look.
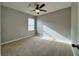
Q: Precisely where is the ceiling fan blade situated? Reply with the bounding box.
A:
[31,10,35,12]
[40,4,45,8]
[40,9,47,12]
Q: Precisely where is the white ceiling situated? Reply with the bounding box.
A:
[1,2,72,16]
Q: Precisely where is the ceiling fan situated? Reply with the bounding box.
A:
[31,3,47,14]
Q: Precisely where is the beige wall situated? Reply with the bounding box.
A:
[71,3,77,44]
[71,2,79,56]
[0,6,1,44]
[1,6,35,43]
[76,3,79,55]
[37,7,71,41]
[0,6,1,55]
[71,3,77,56]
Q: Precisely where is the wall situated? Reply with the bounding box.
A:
[37,7,71,43]
[0,6,1,44]
[77,3,79,55]
[0,5,1,56]
[71,2,79,56]
[78,3,79,46]
[71,3,77,44]
[1,6,35,43]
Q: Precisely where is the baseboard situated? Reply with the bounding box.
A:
[1,35,34,45]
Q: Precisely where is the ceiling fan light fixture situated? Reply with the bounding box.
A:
[35,9,40,13]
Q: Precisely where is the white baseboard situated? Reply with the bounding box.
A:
[1,35,34,45]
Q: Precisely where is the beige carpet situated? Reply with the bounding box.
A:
[1,36,73,56]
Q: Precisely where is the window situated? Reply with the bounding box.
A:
[28,18,35,31]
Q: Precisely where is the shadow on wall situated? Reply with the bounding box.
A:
[39,24,71,44]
